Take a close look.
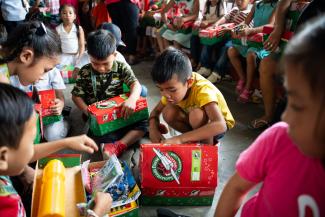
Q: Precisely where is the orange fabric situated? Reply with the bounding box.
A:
[92,2,112,28]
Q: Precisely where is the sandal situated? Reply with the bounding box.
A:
[238,88,251,103]
[249,118,270,130]
[236,79,245,94]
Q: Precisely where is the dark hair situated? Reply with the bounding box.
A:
[0,21,61,64]
[0,83,34,149]
[204,0,224,17]
[87,29,116,60]
[284,15,325,144]
[151,47,192,84]
[59,4,80,39]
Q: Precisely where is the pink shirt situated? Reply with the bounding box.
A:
[236,122,325,217]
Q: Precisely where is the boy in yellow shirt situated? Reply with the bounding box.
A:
[149,47,235,144]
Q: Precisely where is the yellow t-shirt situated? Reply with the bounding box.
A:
[161,72,235,129]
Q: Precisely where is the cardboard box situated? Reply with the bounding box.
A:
[88,94,149,136]
[140,144,218,206]
[27,89,62,126]
[80,160,140,217]
[285,1,310,32]
[199,23,235,45]
[60,64,76,84]
[32,155,140,217]
[232,33,264,49]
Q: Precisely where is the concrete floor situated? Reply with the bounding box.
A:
[63,59,264,217]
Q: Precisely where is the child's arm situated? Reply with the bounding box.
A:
[72,95,89,115]
[182,0,199,23]
[214,171,255,217]
[30,135,98,162]
[91,192,113,217]
[264,0,292,51]
[161,0,175,24]
[163,102,227,144]
[78,26,86,60]
[51,89,65,116]
[121,80,142,119]
[149,101,166,143]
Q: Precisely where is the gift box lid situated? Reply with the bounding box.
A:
[88,94,148,124]
[140,144,218,189]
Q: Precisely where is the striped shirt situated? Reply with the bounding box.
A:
[224,7,252,26]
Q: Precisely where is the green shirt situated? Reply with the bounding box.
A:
[71,60,138,105]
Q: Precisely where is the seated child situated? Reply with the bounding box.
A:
[149,47,235,144]
[10,67,70,142]
[0,83,112,217]
[215,16,325,216]
[71,29,148,158]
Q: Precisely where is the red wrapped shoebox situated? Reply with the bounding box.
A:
[140,143,218,206]
[199,23,235,45]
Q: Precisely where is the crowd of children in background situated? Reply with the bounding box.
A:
[0,0,325,216]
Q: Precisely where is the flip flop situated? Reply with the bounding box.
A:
[249,119,270,130]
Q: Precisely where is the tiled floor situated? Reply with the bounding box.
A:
[64,59,264,217]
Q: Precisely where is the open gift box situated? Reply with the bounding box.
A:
[59,64,76,84]
[32,155,140,217]
[140,143,218,206]
[88,94,149,136]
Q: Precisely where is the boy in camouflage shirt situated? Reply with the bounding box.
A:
[71,29,147,158]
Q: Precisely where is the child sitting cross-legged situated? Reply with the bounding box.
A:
[71,30,148,158]
[149,47,235,144]
[0,83,112,217]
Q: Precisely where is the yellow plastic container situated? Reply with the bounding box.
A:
[37,159,66,217]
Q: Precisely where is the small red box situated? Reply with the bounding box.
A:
[140,144,218,206]
[27,89,56,117]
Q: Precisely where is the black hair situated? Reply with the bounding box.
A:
[59,4,81,39]
[0,21,61,64]
[87,29,116,60]
[0,83,34,149]
[284,15,325,144]
[257,0,278,9]
[151,47,192,84]
[204,0,225,17]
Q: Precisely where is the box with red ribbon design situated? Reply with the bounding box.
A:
[27,89,62,126]
[88,94,149,136]
[199,23,235,45]
[140,143,218,206]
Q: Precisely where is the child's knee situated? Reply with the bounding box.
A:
[162,104,181,124]
[227,47,239,58]
[189,108,208,129]
[246,52,256,62]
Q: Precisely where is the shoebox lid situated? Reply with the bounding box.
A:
[140,144,218,200]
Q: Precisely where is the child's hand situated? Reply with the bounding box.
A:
[200,20,210,28]
[51,99,64,115]
[174,16,184,28]
[149,127,165,143]
[121,98,136,119]
[65,135,98,154]
[162,136,182,144]
[92,192,112,217]
[239,27,253,37]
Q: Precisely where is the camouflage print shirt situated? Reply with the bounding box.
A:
[71,61,138,105]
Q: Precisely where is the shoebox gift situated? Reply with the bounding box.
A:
[199,23,235,45]
[78,156,141,217]
[140,143,218,206]
[232,33,265,49]
[285,1,310,32]
[32,155,140,217]
[27,89,62,126]
[59,64,76,84]
[88,94,149,136]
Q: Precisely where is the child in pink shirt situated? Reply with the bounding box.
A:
[215,16,325,217]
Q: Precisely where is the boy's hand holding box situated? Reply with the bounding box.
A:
[140,143,218,206]
[88,94,149,136]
